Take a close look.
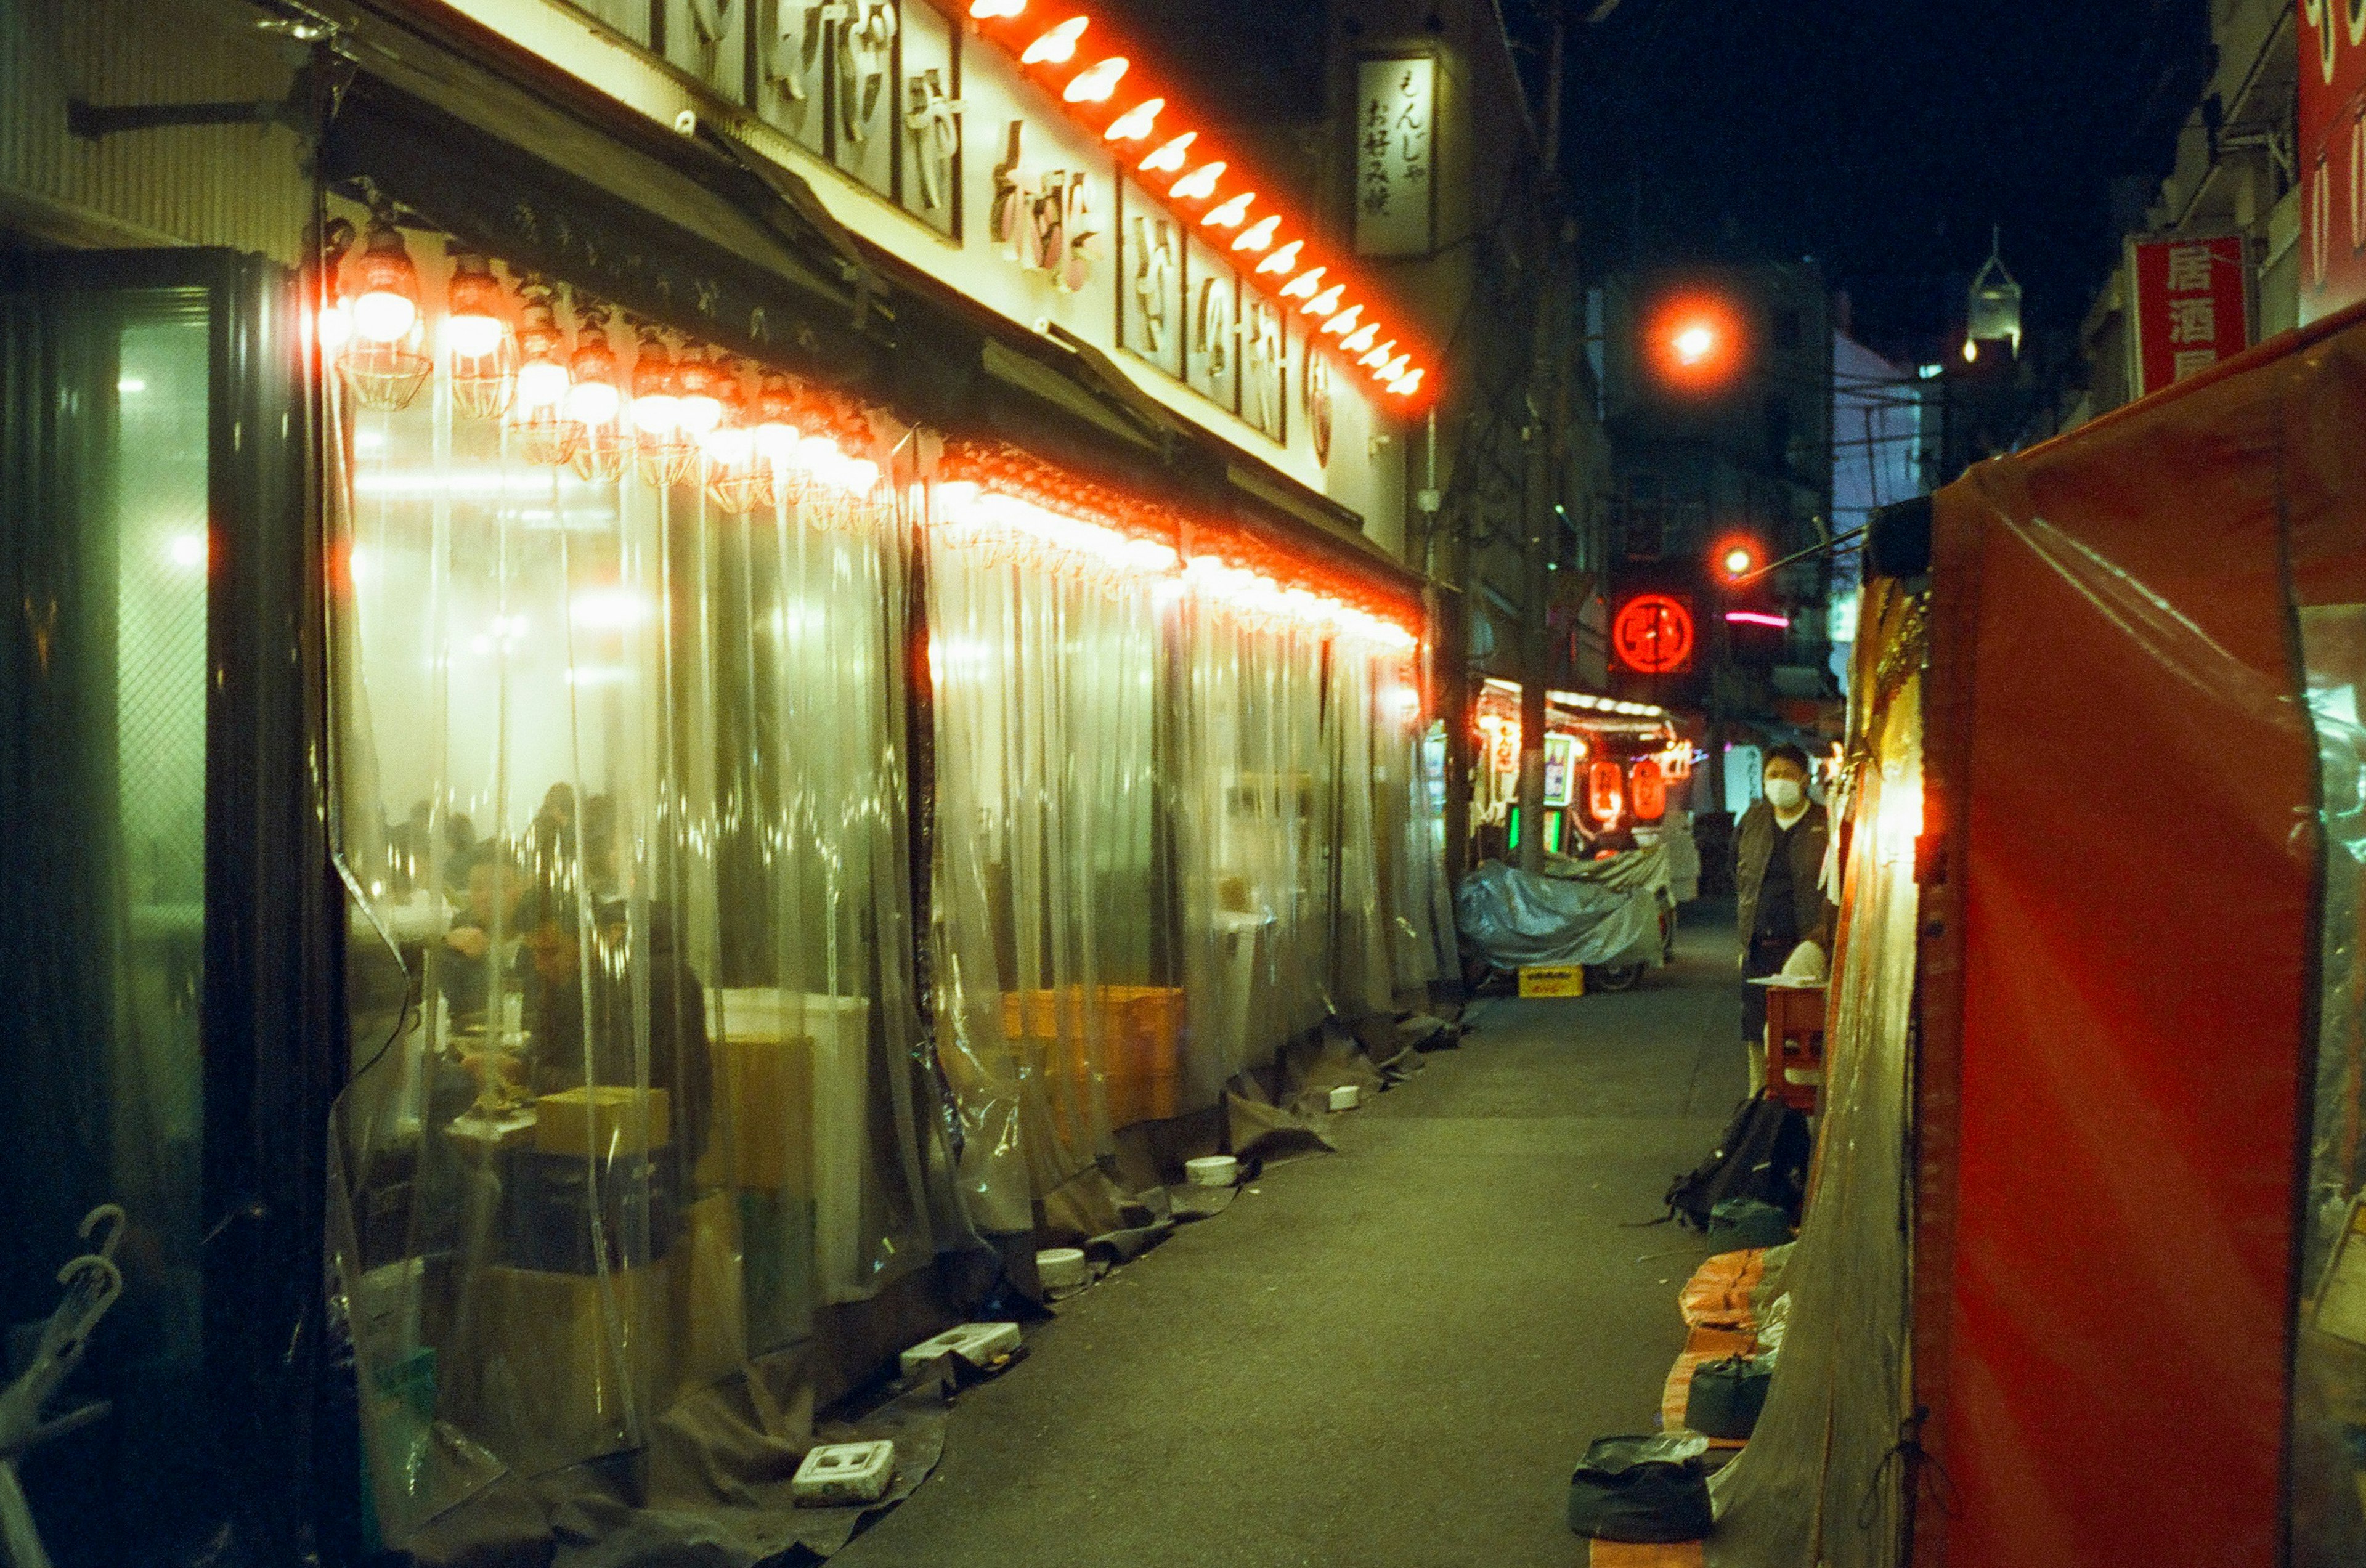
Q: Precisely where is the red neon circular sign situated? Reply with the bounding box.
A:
[1612,594,1695,674]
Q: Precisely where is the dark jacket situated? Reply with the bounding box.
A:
[1734,799,1836,954]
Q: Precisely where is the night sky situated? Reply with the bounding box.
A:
[1517,0,2211,359]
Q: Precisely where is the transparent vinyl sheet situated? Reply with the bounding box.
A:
[924,527,1164,1230]
[324,234,945,1545]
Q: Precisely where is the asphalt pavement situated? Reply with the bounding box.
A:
[837,900,1747,1568]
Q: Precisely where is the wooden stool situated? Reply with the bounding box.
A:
[1764,983,1827,1114]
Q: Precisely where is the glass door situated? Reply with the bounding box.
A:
[0,250,326,1567]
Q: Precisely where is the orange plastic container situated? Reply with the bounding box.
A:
[999,985,1184,1131]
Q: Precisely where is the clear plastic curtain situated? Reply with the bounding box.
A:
[322,227,939,1545]
[924,510,1165,1233]
[1327,637,1394,1020]
[1371,649,1445,995]
[1171,596,1340,1091]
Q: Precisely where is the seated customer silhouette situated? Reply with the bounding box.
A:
[517,894,713,1167]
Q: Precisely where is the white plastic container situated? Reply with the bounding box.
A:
[1327,1084,1362,1111]
[899,1320,1022,1378]
[791,1440,896,1506]
[1185,1155,1240,1187]
[1035,1247,1088,1291]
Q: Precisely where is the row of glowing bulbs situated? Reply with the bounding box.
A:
[933,481,1417,648]
[321,220,880,505]
[970,1,1426,401]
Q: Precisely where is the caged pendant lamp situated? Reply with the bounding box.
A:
[509,281,579,467]
[338,209,432,412]
[444,246,518,419]
[566,301,630,483]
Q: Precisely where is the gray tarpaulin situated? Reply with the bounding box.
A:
[1452,857,1667,971]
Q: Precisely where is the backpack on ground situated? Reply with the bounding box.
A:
[1662,1096,1811,1231]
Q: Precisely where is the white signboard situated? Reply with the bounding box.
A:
[1355,55,1436,258]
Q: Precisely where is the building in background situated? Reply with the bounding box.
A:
[1828,324,1925,692]
[2067,0,2300,426]
[1097,0,1616,875]
[1592,261,1839,816]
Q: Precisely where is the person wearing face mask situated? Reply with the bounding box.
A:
[1735,744,1837,1095]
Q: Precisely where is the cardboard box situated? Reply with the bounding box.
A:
[534,1086,672,1157]
[1518,965,1587,998]
[707,1033,816,1193]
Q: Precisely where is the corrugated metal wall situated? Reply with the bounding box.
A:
[0,0,312,260]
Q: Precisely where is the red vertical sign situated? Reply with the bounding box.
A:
[2301,1,2366,323]
[2129,235,2251,398]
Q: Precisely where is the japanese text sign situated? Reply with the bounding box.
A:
[2301,1,2366,323]
[2129,235,2251,398]
[1354,56,1436,257]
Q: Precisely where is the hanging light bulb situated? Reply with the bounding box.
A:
[1105,97,1163,140]
[1140,131,1195,173]
[445,247,519,420]
[509,282,578,466]
[351,215,422,344]
[1256,239,1304,275]
[750,370,803,511]
[1340,323,1379,355]
[1375,353,1413,383]
[1279,266,1326,300]
[444,248,510,359]
[703,366,766,516]
[1321,303,1363,336]
[1359,338,1397,370]
[337,210,431,412]
[673,347,725,439]
[1020,15,1087,64]
[1232,214,1280,251]
[1063,57,1128,103]
[1169,161,1225,201]
[1299,284,1344,317]
[970,0,1023,15]
[1389,367,1425,397]
[629,323,694,488]
[567,303,629,482]
[1203,192,1256,228]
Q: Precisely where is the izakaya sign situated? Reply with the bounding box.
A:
[2129,235,2251,397]
[2301,1,2366,323]
[1354,56,1437,258]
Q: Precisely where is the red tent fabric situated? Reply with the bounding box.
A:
[1914,306,2366,1566]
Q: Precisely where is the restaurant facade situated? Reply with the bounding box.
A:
[0,1,1453,1560]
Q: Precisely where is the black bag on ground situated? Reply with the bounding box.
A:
[1687,1353,1774,1439]
[1566,1434,1714,1542]
[1663,1096,1811,1231]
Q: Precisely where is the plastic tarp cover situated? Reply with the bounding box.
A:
[323,227,959,1551]
[1913,312,2366,1568]
[1705,581,1923,1568]
[1453,856,1666,971]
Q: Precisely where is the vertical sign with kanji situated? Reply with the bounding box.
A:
[2299,1,2366,323]
[2128,235,2252,398]
[1354,55,1437,258]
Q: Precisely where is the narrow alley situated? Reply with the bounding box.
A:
[840,906,1744,1568]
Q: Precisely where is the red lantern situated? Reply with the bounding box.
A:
[1629,757,1667,823]
[1587,758,1625,827]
